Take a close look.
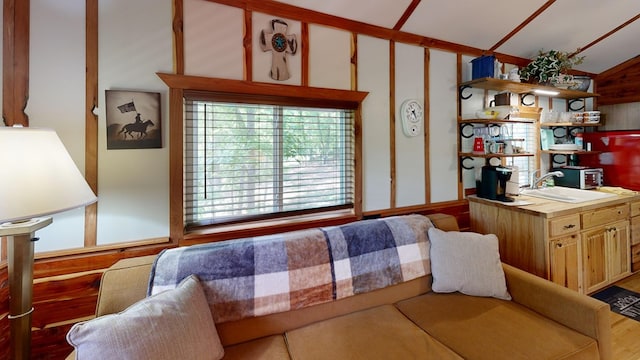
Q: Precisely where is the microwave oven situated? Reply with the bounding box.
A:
[551,167,603,189]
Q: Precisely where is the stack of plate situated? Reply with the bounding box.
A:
[549,144,580,151]
[583,111,600,123]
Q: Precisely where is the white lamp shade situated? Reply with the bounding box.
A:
[0,127,98,223]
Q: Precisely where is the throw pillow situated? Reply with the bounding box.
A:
[67,275,224,360]
[428,227,511,300]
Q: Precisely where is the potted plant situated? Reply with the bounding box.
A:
[518,49,585,86]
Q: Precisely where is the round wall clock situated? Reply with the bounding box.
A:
[400,99,423,137]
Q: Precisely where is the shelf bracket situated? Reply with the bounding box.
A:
[568,99,585,111]
[521,93,535,106]
[461,156,475,170]
[459,85,472,100]
[460,123,474,138]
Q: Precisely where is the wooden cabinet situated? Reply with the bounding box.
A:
[469,195,635,294]
[581,220,630,293]
[630,200,640,272]
[581,203,630,293]
[549,234,580,291]
[608,221,631,282]
[548,214,581,291]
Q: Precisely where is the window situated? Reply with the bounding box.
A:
[184,98,355,228]
[503,122,535,187]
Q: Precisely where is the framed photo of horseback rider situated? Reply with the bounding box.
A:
[105,90,162,149]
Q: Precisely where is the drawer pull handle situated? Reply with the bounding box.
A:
[563,224,576,229]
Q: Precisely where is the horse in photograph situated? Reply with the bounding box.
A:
[118,119,155,139]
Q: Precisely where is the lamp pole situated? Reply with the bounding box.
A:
[1,218,52,360]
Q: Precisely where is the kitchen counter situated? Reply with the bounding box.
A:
[468,189,640,293]
[468,191,640,218]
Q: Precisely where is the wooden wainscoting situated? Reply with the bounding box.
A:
[0,243,168,360]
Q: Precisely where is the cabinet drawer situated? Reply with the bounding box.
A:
[582,204,629,229]
[631,201,640,217]
[549,215,581,237]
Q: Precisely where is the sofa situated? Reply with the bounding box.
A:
[65,213,612,360]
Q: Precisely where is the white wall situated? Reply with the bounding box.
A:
[25,0,463,252]
[308,25,351,90]
[28,0,172,251]
[96,0,172,245]
[428,50,458,202]
[395,43,426,207]
[29,0,89,251]
[184,0,244,79]
[358,35,391,211]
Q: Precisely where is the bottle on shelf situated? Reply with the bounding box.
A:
[574,132,584,150]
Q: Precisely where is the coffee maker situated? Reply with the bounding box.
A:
[478,165,514,202]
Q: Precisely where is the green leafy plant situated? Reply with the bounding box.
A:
[518,49,585,85]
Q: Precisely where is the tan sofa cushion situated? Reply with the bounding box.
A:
[222,335,290,359]
[285,304,463,359]
[396,292,600,360]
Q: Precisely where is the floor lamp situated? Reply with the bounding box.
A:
[0,126,97,360]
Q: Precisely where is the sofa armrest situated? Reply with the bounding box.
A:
[503,263,612,360]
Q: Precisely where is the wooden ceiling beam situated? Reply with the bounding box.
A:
[2,0,30,126]
[574,13,640,57]
[489,0,556,53]
[205,0,530,63]
[393,0,421,31]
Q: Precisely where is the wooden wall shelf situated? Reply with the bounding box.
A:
[540,122,601,128]
[459,152,535,158]
[461,78,598,100]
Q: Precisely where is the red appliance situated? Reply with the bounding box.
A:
[581,130,640,191]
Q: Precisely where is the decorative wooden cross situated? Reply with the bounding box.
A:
[260,19,298,81]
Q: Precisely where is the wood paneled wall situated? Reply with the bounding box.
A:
[0,244,170,359]
[596,55,640,106]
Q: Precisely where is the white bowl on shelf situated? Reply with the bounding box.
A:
[549,143,580,151]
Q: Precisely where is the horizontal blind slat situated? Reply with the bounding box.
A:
[184,98,355,226]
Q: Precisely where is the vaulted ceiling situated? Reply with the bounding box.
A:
[274,0,640,75]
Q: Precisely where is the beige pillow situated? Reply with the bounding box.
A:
[67,275,224,360]
[428,227,511,300]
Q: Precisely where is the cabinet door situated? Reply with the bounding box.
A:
[549,234,581,292]
[581,227,608,294]
[607,220,631,283]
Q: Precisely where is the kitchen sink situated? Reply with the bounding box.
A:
[520,186,616,203]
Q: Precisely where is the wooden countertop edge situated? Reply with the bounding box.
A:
[467,193,640,218]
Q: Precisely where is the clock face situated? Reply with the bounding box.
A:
[400,100,424,137]
[402,100,423,123]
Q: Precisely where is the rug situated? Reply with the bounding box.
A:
[591,285,640,321]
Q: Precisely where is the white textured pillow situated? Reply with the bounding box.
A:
[67,275,224,360]
[428,227,511,300]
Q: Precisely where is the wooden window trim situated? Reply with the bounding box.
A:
[157,73,367,245]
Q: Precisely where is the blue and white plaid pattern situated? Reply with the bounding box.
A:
[149,214,434,323]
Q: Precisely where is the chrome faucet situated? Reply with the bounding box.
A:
[530,170,564,189]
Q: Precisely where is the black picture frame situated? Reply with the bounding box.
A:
[105,90,162,149]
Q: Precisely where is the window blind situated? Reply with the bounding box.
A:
[184,99,355,228]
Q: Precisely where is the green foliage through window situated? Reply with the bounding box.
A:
[184,99,355,228]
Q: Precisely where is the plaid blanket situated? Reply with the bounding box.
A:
[148,214,434,323]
